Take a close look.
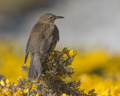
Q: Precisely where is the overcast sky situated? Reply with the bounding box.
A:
[1,0,120,52]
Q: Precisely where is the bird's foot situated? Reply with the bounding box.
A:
[27,74,45,96]
[31,74,45,83]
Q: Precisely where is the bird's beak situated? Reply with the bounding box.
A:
[56,16,64,19]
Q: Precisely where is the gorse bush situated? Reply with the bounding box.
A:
[0,42,120,96]
[0,48,97,96]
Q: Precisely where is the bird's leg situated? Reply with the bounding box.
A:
[27,75,41,96]
[27,82,33,96]
[31,74,41,83]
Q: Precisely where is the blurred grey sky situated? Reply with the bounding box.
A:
[0,0,120,51]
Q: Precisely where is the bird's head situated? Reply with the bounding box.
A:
[39,13,64,23]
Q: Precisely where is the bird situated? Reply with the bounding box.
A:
[24,13,64,78]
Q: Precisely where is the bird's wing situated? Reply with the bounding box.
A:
[45,25,59,52]
[40,25,59,60]
[24,23,50,63]
[25,23,59,63]
[52,25,59,42]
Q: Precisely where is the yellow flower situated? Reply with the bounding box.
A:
[62,54,68,60]
[0,93,5,96]
[24,89,28,94]
[113,86,120,95]
[68,50,77,57]
[6,79,12,88]
[50,52,54,55]
[4,89,12,96]
[0,87,5,96]
[18,76,22,79]
[0,80,5,86]
[14,92,21,96]
[14,83,18,87]
[48,56,52,59]
[48,52,55,59]
[6,83,11,88]
[101,91,108,96]
[17,89,22,95]
[61,93,66,96]
[36,93,40,96]
[17,76,23,80]
[6,79,9,84]
[0,87,2,93]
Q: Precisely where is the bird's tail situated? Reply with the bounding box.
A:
[28,52,42,78]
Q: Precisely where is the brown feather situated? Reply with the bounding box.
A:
[25,13,62,78]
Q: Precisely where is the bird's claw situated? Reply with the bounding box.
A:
[27,74,44,96]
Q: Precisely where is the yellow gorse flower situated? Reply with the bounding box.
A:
[17,89,22,95]
[6,79,9,84]
[0,87,5,96]
[61,93,66,96]
[50,52,54,55]
[14,92,21,96]
[6,79,12,88]
[48,56,52,59]
[14,83,18,87]
[0,93,5,96]
[48,52,55,59]
[68,50,77,57]
[24,89,28,94]
[4,89,12,96]
[112,86,120,95]
[0,80,5,86]
[0,87,1,92]
[1,43,120,96]
[18,76,22,79]
[62,54,68,60]
[6,83,11,88]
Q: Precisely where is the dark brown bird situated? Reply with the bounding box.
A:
[24,13,64,78]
